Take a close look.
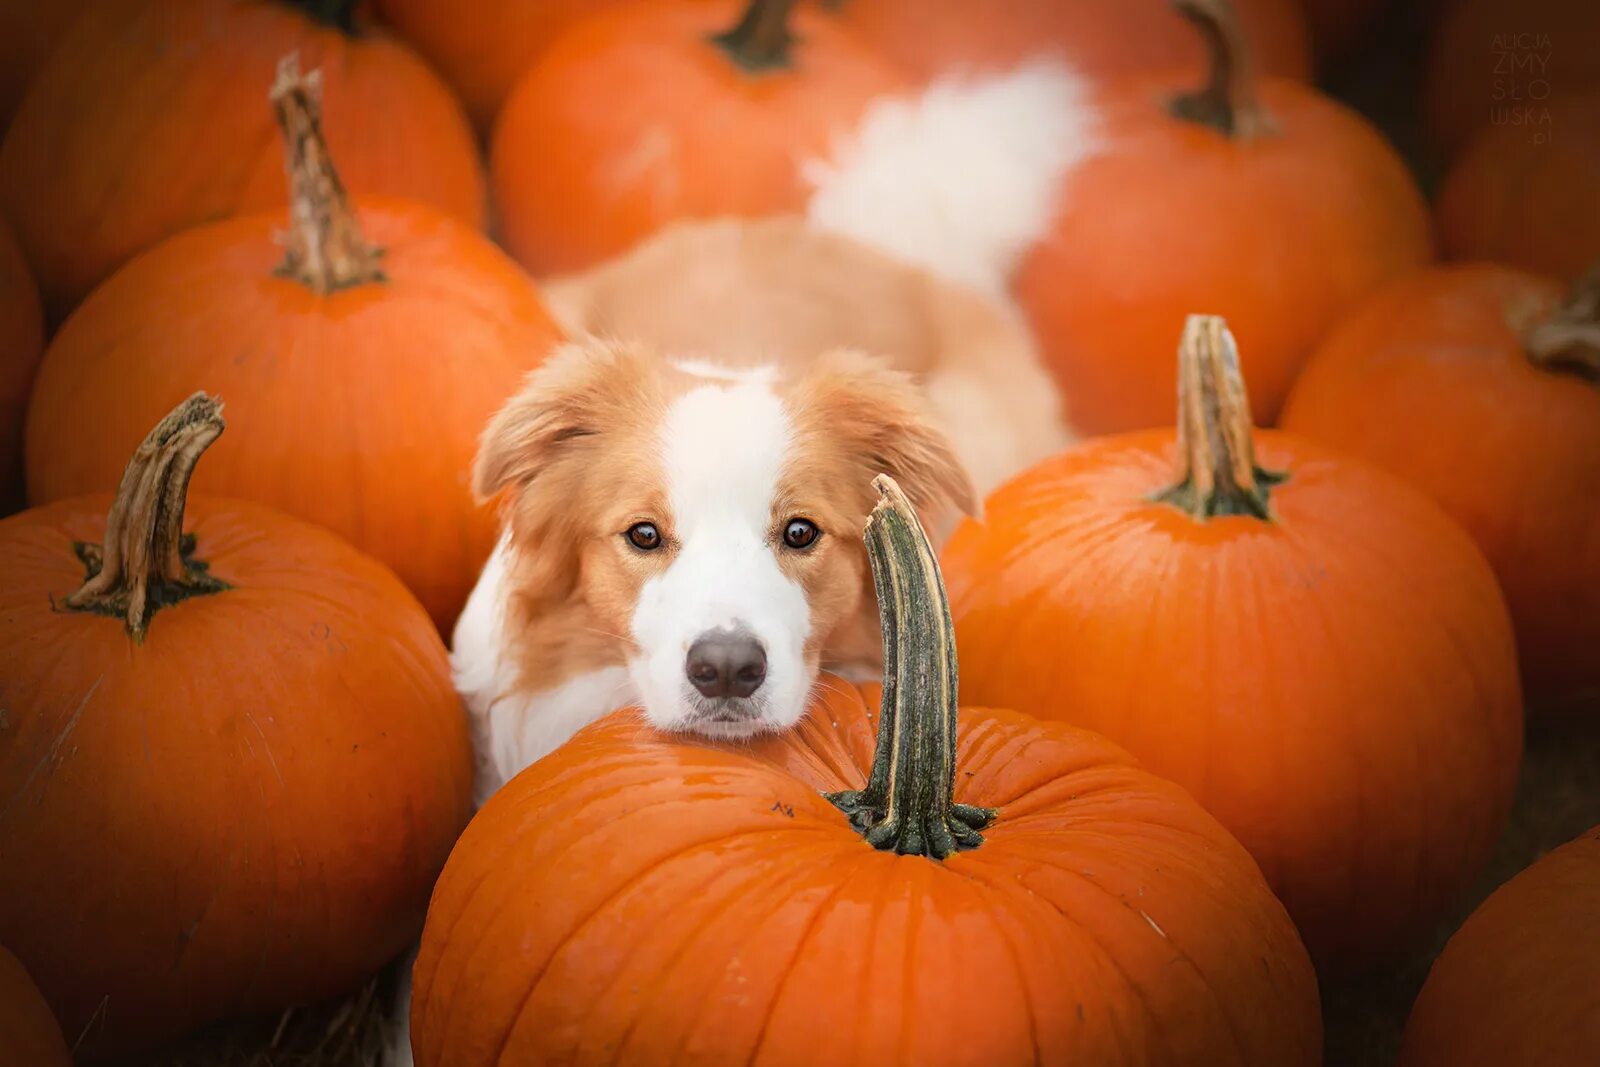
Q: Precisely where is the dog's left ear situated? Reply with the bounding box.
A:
[793,349,978,526]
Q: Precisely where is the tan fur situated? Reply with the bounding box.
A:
[542,216,1074,495]
[478,338,976,699]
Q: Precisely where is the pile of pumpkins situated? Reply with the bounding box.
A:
[0,0,1596,1064]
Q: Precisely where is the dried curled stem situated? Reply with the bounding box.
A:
[709,0,798,73]
[1170,0,1278,139]
[64,394,229,639]
[1524,261,1600,382]
[271,53,384,294]
[1153,314,1285,520]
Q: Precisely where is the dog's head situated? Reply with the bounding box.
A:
[476,339,975,739]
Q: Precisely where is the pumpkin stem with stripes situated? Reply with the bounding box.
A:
[1154,314,1286,520]
[1524,258,1600,383]
[825,475,995,860]
[270,54,385,295]
[1170,0,1277,138]
[63,393,230,641]
[710,0,798,73]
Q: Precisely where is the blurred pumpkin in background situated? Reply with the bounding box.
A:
[0,947,71,1067]
[491,0,904,276]
[0,220,42,515]
[374,0,638,133]
[942,315,1523,973]
[0,395,473,1057]
[828,0,1311,83]
[24,59,560,631]
[412,476,1322,1067]
[1435,90,1600,280]
[1424,0,1600,160]
[0,0,88,129]
[0,0,484,321]
[1014,0,1429,434]
[1282,262,1600,710]
[1398,824,1600,1067]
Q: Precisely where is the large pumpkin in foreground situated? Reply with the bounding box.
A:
[0,947,71,1067]
[1398,825,1600,1067]
[1281,263,1600,709]
[1015,0,1428,433]
[0,0,484,320]
[0,396,473,1056]
[942,316,1523,973]
[25,60,560,631]
[412,477,1321,1067]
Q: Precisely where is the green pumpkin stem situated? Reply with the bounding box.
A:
[1169,0,1276,138]
[710,0,798,73]
[1154,315,1285,520]
[283,0,360,33]
[271,54,385,294]
[1524,260,1600,383]
[63,394,230,641]
[825,476,995,860]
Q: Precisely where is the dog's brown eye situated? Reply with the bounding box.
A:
[625,522,662,551]
[782,518,820,550]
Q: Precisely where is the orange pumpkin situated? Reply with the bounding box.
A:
[830,0,1311,83]
[0,947,71,1067]
[1424,0,1600,160]
[1281,263,1600,710]
[491,0,904,276]
[0,395,473,1057]
[0,0,484,321]
[373,0,640,132]
[942,315,1523,972]
[412,476,1321,1067]
[1398,824,1600,1067]
[1435,90,1600,280]
[1015,0,1429,434]
[0,218,42,514]
[0,0,88,128]
[25,60,560,631]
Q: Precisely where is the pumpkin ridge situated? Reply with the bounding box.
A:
[61,394,231,639]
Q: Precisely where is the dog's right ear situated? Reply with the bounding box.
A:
[474,340,657,502]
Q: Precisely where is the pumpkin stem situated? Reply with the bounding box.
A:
[281,0,360,33]
[1153,315,1285,520]
[1169,0,1276,138]
[710,0,798,73]
[825,476,995,860]
[270,53,385,294]
[62,394,230,641]
[1524,260,1600,383]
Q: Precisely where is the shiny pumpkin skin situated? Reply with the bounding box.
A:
[1281,265,1600,708]
[1424,0,1600,159]
[0,0,485,321]
[1435,91,1600,280]
[1398,825,1600,1067]
[831,0,1311,83]
[373,0,642,132]
[0,493,474,1057]
[1015,78,1430,435]
[941,430,1523,972]
[490,0,905,276]
[0,947,71,1067]
[0,219,43,515]
[24,199,562,632]
[412,685,1321,1067]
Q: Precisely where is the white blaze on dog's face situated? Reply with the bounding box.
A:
[474,341,975,740]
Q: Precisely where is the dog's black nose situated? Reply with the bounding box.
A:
[685,630,767,699]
